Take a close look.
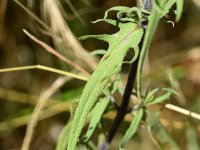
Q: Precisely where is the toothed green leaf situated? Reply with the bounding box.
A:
[67,15,144,150]
[66,2,184,149]
[79,34,112,43]
[92,18,122,27]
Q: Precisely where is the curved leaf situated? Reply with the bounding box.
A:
[144,88,161,104]
[144,88,177,105]
[120,108,144,149]
[176,0,184,21]
[56,121,72,150]
[147,88,177,105]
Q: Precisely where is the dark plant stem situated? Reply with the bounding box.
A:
[107,59,139,143]
[106,0,152,145]
[107,33,144,143]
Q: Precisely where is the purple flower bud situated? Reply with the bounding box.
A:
[144,0,152,11]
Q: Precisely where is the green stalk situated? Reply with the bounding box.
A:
[136,0,167,103]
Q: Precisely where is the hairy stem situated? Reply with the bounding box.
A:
[136,1,165,103]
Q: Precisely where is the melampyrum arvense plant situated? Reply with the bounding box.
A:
[57,0,184,150]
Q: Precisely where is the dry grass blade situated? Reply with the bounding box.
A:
[21,76,70,150]
[41,0,97,70]
[23,29,90,76]
[0,65,88,81]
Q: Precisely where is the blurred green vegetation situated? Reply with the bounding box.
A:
[0,0,199,149]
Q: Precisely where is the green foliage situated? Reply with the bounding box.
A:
[120,108,144,149]
[143,88,177,105]
[80,97,109,143]
[63,1,184,149]
[67,17,144,150]
[56,122,72,150]
[159,0,184,21]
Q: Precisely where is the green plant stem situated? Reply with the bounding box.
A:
[136,1,163,103]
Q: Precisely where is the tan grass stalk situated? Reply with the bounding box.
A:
[41,0,97,70]
[21,76,70,150]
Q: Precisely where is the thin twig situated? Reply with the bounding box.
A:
[23,29,90,76]
[21,76,69,150]
[0,65,88,81]
[165,104,200,120]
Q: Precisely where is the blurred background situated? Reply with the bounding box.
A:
[0,0,199,149]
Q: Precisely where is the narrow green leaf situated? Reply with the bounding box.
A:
[79,34,111,43]
[56,121,72,150]
[159,0,184,22]
[104,6,130,19]
[162,0,176,17]
[176,0,184,22]
[144,88,161,104]
[80,97,109,143]
[57,113,95,150]
[147,88,177,105]
[144,88,177,105]
[120,108,144,149]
